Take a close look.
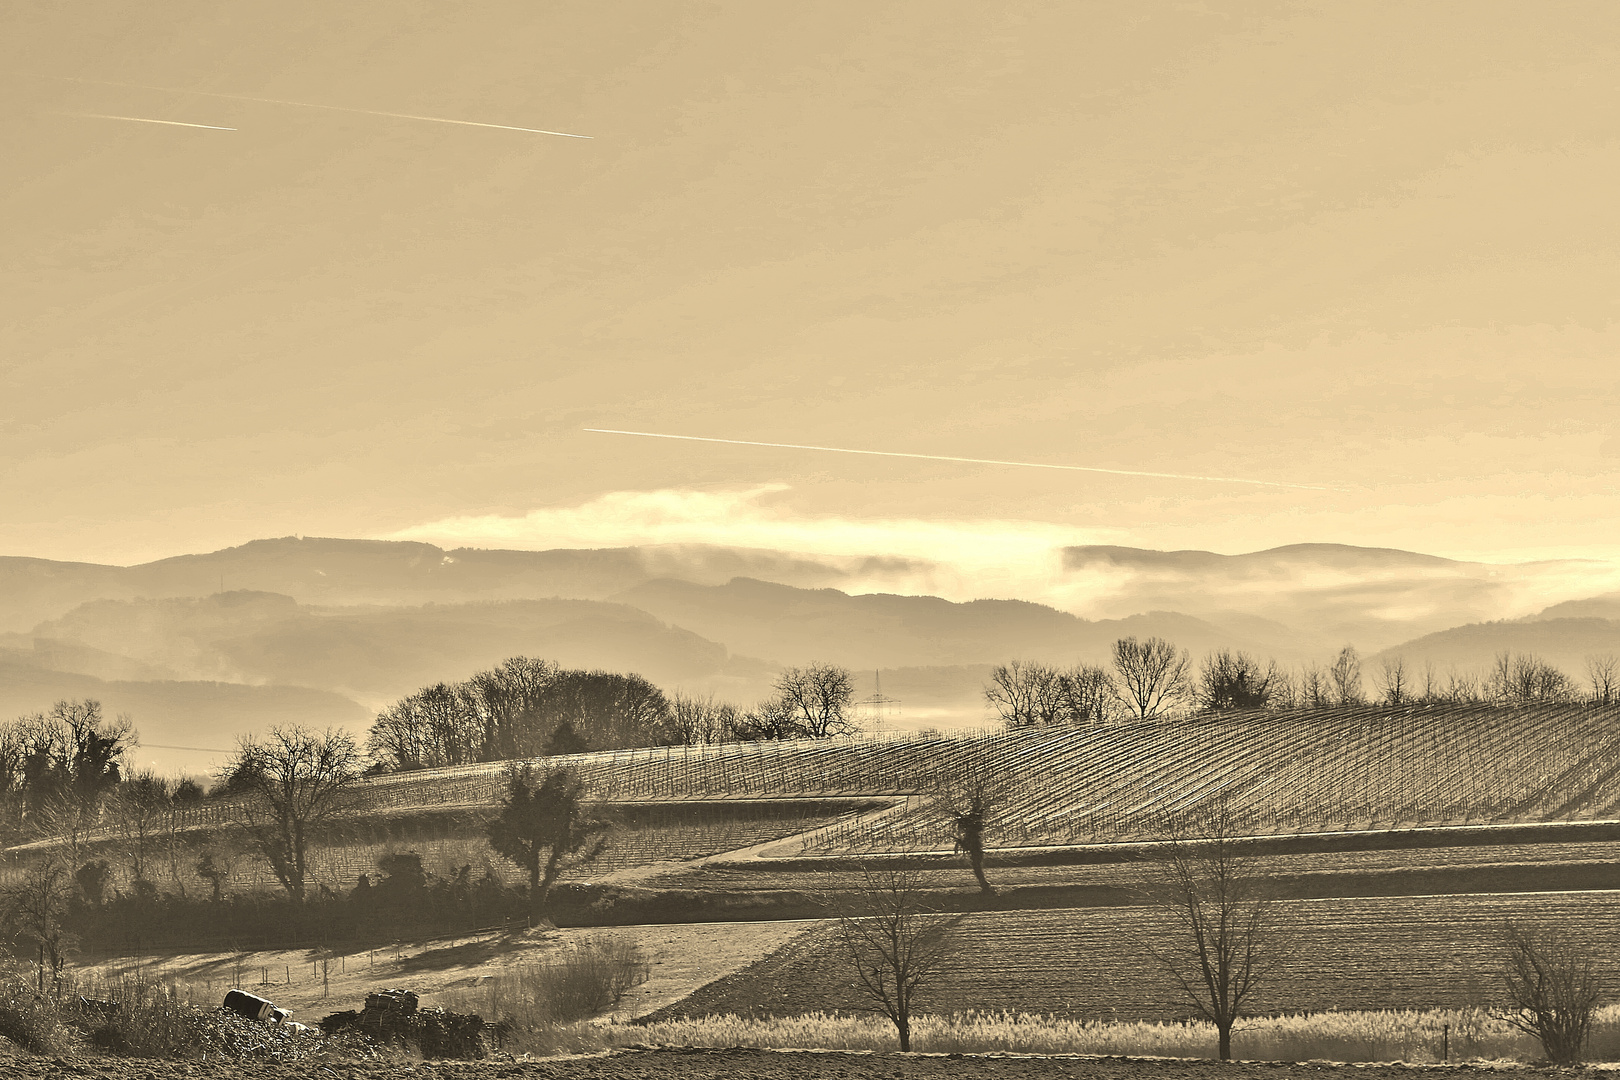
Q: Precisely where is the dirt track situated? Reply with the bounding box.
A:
[0,1047,1583,1080]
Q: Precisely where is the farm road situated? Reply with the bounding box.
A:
[0,1046,1596,1080]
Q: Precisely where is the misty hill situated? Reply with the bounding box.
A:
[32,591,754,706]
[1062,542,1533,651]
[1372,617,1620,681]
[0,657,368,767]
[1066,543,1458,574]
[6,537,1598,661]
[0,537,864,633]
[612,577,1274,670]
[1531,594,1620,622]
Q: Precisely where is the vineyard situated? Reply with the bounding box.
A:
[352,702,1620,852]
[656,892,1620,1023]
[12,703,1620,893]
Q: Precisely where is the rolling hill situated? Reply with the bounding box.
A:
[1372,617,1620,682]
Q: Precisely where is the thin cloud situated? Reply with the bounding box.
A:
[584,428,1338,491]
[42,75,591,138]
[389,486,1620,624]
[68,112,235,131]
[388,485,1121,606]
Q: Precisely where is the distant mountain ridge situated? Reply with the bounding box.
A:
[5,536,1620,771]
[0,537,865,633]
[1063,542,1460,572]
[613,576,1268,669]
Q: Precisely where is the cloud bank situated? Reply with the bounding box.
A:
[390,486,1620,640]
[391,485,1126,608]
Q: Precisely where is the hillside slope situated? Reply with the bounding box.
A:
[1373,617,1620,680]
[613,577,1273,669]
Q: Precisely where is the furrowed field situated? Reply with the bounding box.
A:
[654,892,1620,1023]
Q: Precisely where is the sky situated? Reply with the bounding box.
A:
[4,2,1619,585]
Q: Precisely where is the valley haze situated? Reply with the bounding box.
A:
[3,535,1618,774]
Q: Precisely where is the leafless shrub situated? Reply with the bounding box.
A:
[1586,654,1619,706]
[1497,921,1603,1065]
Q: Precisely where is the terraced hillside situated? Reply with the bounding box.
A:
[343,702,1620,853]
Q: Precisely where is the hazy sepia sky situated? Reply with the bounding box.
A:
[5,2,1618,578]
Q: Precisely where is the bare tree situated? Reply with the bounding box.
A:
[1196,650,1279,712]
[1419,659,1440,703]
[773,663,858,738]
[666,692,742,745]
[927,751,1011,894]
[195,838,247,902]
[1375,656,1409,706]
[1498,921,1603,1065]
[731,696,805,741]
[1296,662,1332,708]
[986,662,1120,727]
[14,700,132,826]
[1585,654,1618,707]
[829,864,961,1052]
[1112,637,1191,720]
[110,770,173,893]
[1136,803,1290,1060]
[2,861,75,995]
[1489,652,1577,705]
[1327,646,1363,706]
[219,726,361,902]
[1445,664,1483,704]
[461,655,559,759]
[1056,664,1123,725]
[983,661,1063,727]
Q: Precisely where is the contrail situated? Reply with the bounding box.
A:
[44,75,591,138]
[71,112,235,131]
[584,428,1336,491]
[142,743,232,753]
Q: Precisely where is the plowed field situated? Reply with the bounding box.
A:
[656,892,1620,1022]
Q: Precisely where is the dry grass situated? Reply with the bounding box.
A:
[614,1005,1620,1062]
[437,936,651,1054]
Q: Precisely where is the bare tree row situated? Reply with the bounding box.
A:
[986,640,1620,726]
[838,801,1604,1064]
[367,657,862,772]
